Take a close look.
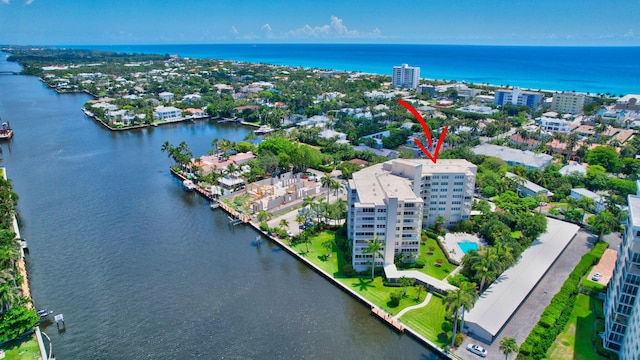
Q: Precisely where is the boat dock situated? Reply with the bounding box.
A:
[169,168,251,223]
[371,307,405,332]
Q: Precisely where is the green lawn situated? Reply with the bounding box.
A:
[400,293,450,348]
[547,294,603,360]
[288,228,455,342]
[291,230,433,314]
[0,337,41,360]
[416,237,457,280]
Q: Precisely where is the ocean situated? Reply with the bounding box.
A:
[68,43,640,95]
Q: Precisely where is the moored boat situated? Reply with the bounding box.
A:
[0,119,13,140]
[182,179,195,191]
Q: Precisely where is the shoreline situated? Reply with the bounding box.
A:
[61,44,638,95]
[169,168,455,359]
[2,167,50,360]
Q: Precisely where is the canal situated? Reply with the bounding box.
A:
[0,54,438,359]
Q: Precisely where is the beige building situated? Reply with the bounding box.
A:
[551,92,586,114]
[347,159,477,272]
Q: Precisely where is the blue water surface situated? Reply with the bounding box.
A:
[66,43,640,95]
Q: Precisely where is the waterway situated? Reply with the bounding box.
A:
[0,54,437,359]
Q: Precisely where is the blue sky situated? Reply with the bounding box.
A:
[1,0,638,46]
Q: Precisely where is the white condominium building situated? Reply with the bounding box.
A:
[392,64,420,89]
[551,92,586,114]
[347,159,477,272]
[604,195,640,357]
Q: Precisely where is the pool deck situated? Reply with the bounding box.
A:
[442,232,484,263]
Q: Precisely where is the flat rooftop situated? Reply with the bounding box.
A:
[351,159,476,206]
[464,218,580,343]
[629,195,640,227]
[472,143,552,169]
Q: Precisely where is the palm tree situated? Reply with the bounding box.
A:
[400,276,414,296]
[470,248,502,292]
[320,173,334,202]
[578,197,595,223]
[257,209,272,223]
[363,237,384,280]
[499,337,519,360]
[443,282,477,348]
[415,284,426,301]
[593,210,618,241]
[295,214,305,231]
[302,195,317,209]
[278,219,289,233]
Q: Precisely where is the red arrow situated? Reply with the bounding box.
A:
[398,99,448,164]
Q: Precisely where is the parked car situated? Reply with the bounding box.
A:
[592,272,602,281]
[467,344,488,358]
[299,221,314,230]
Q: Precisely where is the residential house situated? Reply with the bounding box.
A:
[471,143,553,170]
[505,172,554,198]
[570,188,606,213]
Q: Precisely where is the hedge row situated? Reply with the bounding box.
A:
[517,241,609,360]
[425,232,461,266]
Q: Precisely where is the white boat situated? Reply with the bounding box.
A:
[210,201,220,209]
[254,125,274,135]
[182,179,195,191]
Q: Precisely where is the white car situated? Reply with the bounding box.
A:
[467,344,488,357]
[592,272,602,281]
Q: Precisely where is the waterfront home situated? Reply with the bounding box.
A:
[182,94,202,104]
[153,106,182,121]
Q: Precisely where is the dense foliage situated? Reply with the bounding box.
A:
[0,173,39,342]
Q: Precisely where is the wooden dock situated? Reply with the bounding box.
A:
[169,168,251,223]
[371,306,405,332]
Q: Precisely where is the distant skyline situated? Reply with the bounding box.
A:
[1,0,639,46]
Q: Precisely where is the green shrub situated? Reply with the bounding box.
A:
[342,264,355,277]
[441,321,452,332]
[423,230,439,239]
[539,315,556,328]
[389,291,402,307]
[415,259,426,268]
[482,186,497,197]
[454,333,465,347]
[259,221,269,231]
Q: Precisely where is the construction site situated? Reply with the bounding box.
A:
[248,172,323,214]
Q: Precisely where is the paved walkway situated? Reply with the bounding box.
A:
[394,292,433,320]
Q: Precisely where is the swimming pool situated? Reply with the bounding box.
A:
[458,241,478,254]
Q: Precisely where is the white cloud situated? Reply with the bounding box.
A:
[1,0,10,4]
[286,16,382,39]
[623,29,635,38]
[25,0,33,4]
[230,26,239,35]
[261,23,272,32]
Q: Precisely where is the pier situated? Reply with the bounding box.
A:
[371,307,405,332]
[169,168,251,223]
